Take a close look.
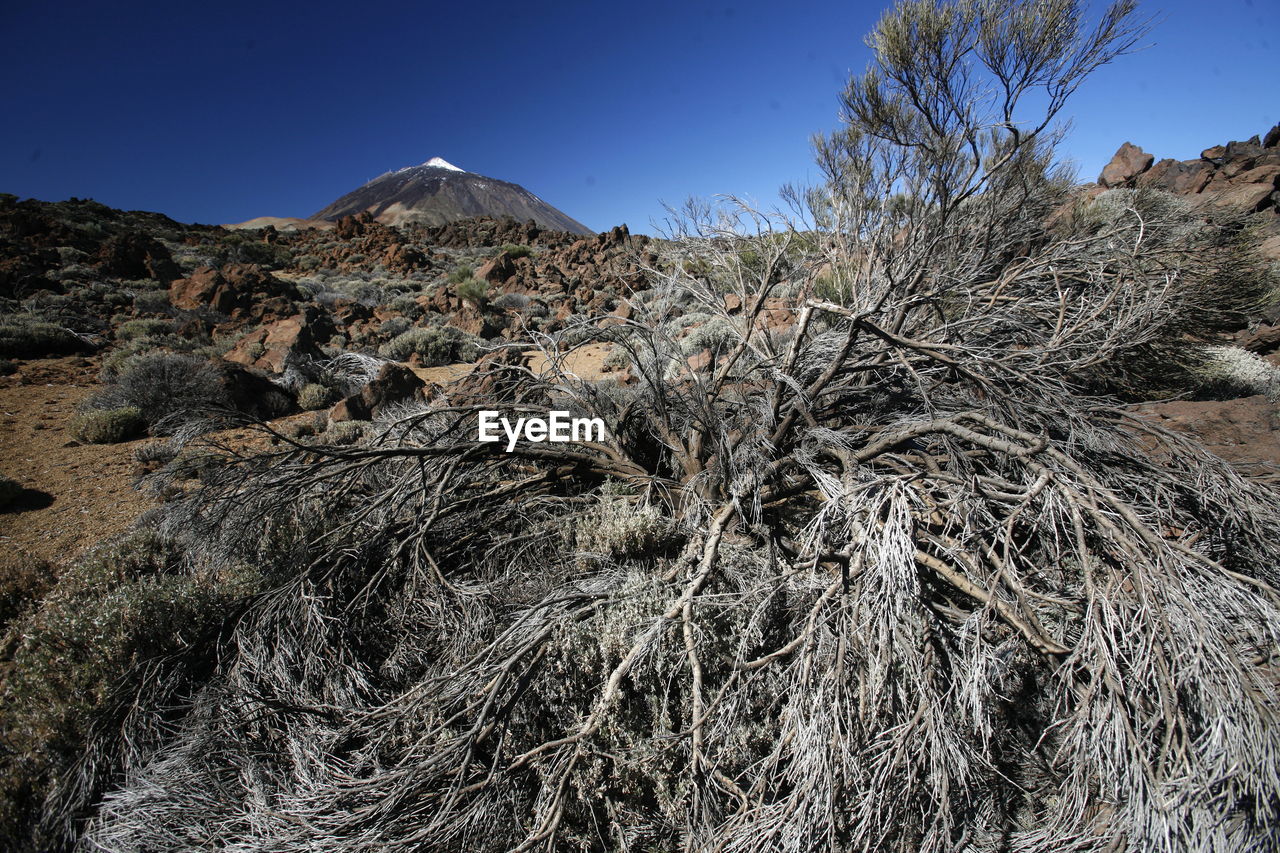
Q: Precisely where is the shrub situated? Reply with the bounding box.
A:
[71,407,145,444]
[0,555,52,629]
[132,291,171,314]
[379,326,480,365]
[1195,345,1280,400]
[297,383,336,411]
[500,243,533,259]
[115,318,175,342]
[0,531,261,846]
[86,353,227,434]
[386,294,424,319]
[447,264,474,284]
[455,277,489,307]
[0,317,86,358]
[491,292,531,311]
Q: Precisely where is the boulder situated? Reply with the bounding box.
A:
[1098,142,1154,188]
[95,232,179,281]
[210,361,297,421]
[475,251,517,285]
[329,362,425,422]
[225,312,328,373]
[1136,159,1212,195]
[169,264,299,317]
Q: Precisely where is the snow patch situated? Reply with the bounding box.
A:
[422,157,465,172]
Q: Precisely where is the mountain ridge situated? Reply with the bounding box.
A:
[309,158,592,235]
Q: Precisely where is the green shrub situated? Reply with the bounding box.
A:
[87,353,227,433]
[0,317,86,358]
[500,244,533,259]
[0,555,52,629]
[115,318,175,342]
[0,474,21,509]
[455,277,489,307]
[0,531,261,844]
[379,326,481,365]
[132,291,171,314]
[298,383,336,411]
[71,407,145,444]
[448,264,474,284]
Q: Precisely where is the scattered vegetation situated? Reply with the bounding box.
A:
[70,407,145,444]
[0,317,87,359]
[378,325,481,365]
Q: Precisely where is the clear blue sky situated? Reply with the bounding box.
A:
[1,0,1275,235]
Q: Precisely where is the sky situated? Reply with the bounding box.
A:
[1,0,1275,235]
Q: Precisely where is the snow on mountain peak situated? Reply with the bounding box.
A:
[422,157,464,172]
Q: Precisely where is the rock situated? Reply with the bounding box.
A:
[210,361,297,420]
[1136,158,1212,195]
[1099,142,1154,188]
[329,362,426,421]
[383,242,430,273]
[686,348,714,373]
[169,264,299,317]
[1265,123,1280,149]
[1201,145,1228,163]
[224,312,328,373]
[475,251,517,285]
[95,232,179,281]
[1135,396,1280,473]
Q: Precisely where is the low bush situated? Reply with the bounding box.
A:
[0,555,52,629]
[378,326,480,365]
[297,383,336,411]
[455,277,489,307]
[447,264,473,284]
[0,531,261,846]
[115,318,175,342]
[500,243,533,259]
[71,407,145,444]
[86,353,227,434]
[0,317,87,358]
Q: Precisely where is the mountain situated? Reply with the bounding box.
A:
[310,157,592,234]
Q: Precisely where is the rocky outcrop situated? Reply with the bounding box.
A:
[224,310,331,373]
[1098,142,1154,188]
[169,264,301,319]
[95,232,179,281]
[329,362,426,421]
[1101,124,1280,215]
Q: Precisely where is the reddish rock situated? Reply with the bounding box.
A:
[95,232,179,281]
[1136,396,1280,473]
[1099,142,1154,188]
[1265,124,1280,149]
[475,251,517,285]
[1136,159,1212,195]
[1202,145,1228,162]
[169,264,299,318]
[329,362,426,422]
[224,312,327,373]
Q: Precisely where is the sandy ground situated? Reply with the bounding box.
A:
[0,358,156,566]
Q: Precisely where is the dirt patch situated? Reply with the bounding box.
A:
[0,358,156,566]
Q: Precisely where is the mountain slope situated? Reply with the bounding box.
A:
[311,158,592,234]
